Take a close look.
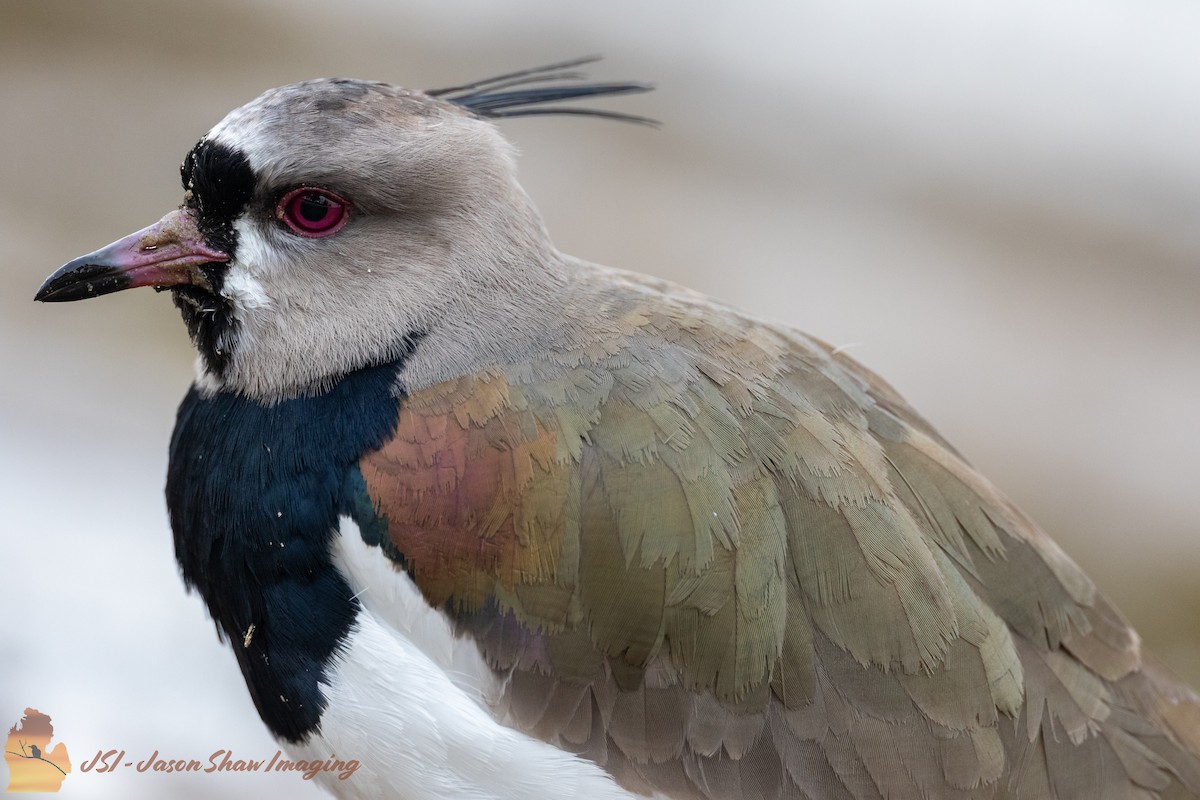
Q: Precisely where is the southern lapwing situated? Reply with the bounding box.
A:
[35,59,1200,799]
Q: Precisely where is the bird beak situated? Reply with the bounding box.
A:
[35,208,229,302]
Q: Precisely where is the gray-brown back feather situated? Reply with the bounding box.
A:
[362,263,1200,799]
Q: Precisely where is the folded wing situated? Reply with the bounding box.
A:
[353,283,1200,800]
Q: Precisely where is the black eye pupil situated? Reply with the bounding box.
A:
[298,194,329,221]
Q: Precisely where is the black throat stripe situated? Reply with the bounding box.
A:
[174,138,257,379]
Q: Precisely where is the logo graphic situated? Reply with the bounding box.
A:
[4,708,71,793]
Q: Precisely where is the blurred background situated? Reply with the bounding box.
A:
[4,0,1200,796]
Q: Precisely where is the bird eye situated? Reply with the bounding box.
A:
[277,187,349,237]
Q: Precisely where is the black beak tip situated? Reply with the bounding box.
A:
[33,281,63,303]
[34,262,130,303]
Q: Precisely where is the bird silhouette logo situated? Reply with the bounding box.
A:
[4,709,70,793]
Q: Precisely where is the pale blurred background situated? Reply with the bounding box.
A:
[4,1,1200,797]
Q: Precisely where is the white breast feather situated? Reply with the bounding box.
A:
[282,517,640,800]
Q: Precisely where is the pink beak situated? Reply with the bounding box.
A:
[36,208,229,302]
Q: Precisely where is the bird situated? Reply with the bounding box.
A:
[34,57,1200,800]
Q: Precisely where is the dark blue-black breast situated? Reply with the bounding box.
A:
[166,361,404,742]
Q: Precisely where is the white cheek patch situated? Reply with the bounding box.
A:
[221,268,272,311]
[222,218,276,312]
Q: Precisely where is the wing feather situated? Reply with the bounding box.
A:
[352,283,1200,798]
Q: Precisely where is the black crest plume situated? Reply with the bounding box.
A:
[429,56,656,125]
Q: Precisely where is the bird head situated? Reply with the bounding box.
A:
[36,59,651,401]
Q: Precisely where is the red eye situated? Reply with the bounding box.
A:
[277,187,349,237]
